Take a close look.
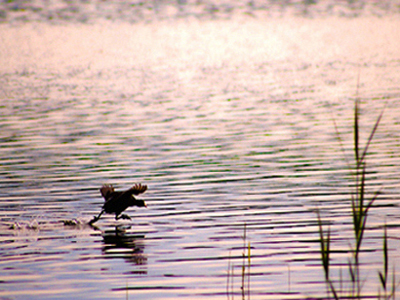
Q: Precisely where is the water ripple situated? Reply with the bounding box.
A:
[1,13,400,300]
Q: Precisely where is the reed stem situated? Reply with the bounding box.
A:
[317,98,386,299]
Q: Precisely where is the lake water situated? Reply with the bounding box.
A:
[1,1,400,299]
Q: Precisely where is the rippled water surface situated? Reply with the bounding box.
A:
[1,2,400,299]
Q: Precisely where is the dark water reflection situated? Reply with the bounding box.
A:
[1,2,400,299]
[101,226,147,272]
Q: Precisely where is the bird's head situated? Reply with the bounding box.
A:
[135,199,147,208]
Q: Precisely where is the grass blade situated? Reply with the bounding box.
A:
[391,266,396,300]
[354,99,360,164]
[248,241,251,300]
[227,252,231,300]
[383,224,388,290]
[379,272,386,291]
[316,210,329,280]
[360,107,384,164]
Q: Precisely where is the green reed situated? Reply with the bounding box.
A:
[378,223,396,300]
[227,224,251,300]
[317,99,395,299]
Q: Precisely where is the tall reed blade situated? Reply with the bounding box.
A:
[354,99,360,164]
[242,224,247,300]
[227,252,232,300]
[351,194,360,245]
[248,241,251,300]
[378,224,388,291]
[317,97,390,300]
[391,266,396,300]
[360,108,384,164]
[317,210,330,281]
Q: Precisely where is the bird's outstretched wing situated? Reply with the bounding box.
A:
[100,184,115,200]
[129,183,147,195]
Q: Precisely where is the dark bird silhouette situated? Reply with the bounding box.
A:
[89,183,147,225]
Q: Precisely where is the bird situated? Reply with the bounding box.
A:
[89,183,147,225]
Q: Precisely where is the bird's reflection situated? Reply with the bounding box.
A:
[101,225,147,274]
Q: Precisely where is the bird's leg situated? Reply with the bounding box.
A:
[89,210,104,225]
[116,214,131,220]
